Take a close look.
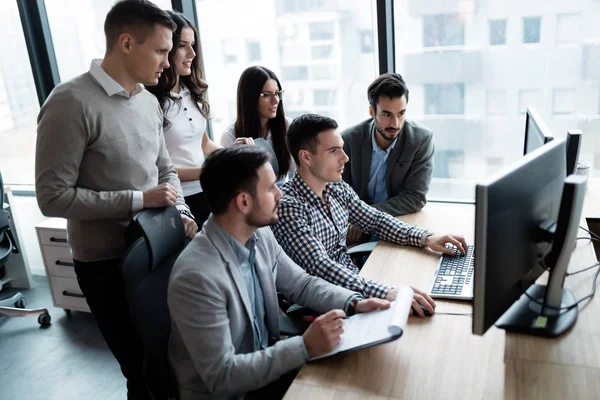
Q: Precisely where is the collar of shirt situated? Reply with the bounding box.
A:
[371,124,398,156]
[215,221,257,267]
[89,59,144,98]
[290,173,336,206]
[169,83,190,99]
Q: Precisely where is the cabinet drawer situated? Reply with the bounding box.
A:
[38,228,69,247]
[43,245,76,278]
[49,276,90,312]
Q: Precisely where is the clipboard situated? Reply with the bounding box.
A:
[254,138,280,177]
[310,286,414,361]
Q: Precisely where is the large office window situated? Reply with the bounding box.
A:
[196,0,377,144]
[44,0,172,82]
[394,0,600,201]
[0,2,41,185]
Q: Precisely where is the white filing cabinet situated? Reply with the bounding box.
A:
[35,218,90,313]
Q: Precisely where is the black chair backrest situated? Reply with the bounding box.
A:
[0,171,11,266]
[120,207,187,400]
[134,207,186,270]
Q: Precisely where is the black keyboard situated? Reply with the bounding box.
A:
[428,244,474,300]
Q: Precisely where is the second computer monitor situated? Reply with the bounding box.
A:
[565,129,582,176]
[523,107,554,155]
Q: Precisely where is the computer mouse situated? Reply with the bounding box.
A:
[416,303,433,317]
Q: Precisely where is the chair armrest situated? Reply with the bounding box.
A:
[347,241,377,256]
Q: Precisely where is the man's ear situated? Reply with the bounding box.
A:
[235,192,252,215]
[118,33,134,54]
[299,149,311,168]
[369,105,375,119]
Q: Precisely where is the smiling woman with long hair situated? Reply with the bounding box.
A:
[220,66,295,183]
[147,11,219,227]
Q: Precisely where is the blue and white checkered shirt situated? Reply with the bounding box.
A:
[272,173,431,299]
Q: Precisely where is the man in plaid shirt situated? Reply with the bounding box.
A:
[272,114,468,316]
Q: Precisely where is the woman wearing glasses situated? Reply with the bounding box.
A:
[147,11,219,227]
[220,66,295,183]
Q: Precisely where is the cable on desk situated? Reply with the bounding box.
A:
[519,264,600,313]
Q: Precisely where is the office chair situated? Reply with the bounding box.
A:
[0,171,50,326]
[120,206,186,400]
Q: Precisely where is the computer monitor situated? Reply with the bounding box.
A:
[523,107,554,155]
[473,139,587,337]
[565,129,582,176]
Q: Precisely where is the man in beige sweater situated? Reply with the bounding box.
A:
[35,1,196,398]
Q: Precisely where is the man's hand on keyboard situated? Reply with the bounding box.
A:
[425,234,468,256]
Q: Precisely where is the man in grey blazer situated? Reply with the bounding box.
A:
[168,146,388,399]
[342,73,434,243]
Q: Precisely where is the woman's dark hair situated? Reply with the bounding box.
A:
[146,11,210,129]
[200,146,270,215]
[234,66,290,179]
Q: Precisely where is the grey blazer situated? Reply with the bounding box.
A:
[167,215,357,400]
[341,119,434,216]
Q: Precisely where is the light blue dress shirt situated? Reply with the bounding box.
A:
[367,128,398,204]
[221,229,269,351]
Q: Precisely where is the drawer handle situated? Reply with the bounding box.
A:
[55,260,74,267]
[62,290,85,299]
[50,237,67,243]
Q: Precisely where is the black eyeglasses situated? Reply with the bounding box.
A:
[259,90,284,102]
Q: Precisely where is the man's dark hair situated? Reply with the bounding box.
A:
[104,0,176,51]
[200,146,270,215]
[287,113,338,165]
[367,73,410,111]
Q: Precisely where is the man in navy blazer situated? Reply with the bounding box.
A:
[167,146,388,399]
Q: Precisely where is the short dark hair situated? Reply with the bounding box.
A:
[287,113,338,165]
[200,146,270,215]
[104,0,176,51]
[367,73,410,111]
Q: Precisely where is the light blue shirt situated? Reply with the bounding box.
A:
[220,228,269,351]
[367,128,397,204]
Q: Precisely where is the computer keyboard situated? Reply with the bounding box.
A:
[428,244,475,300]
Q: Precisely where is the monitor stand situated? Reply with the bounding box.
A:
[495,284,577,338]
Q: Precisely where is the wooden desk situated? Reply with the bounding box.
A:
[285,198,600,399]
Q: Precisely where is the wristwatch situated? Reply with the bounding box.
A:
[178,208,195,221]
[347,299,359,316]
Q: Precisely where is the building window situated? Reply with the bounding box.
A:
[489,19,507,45]
[282,0,325,13]
[424,84,465,115]
[556,13,581,44]
[222,40,237,63]
[309,22,334,40]
[311,65,337,80]
[360,30,374,53]
[313,89,338,106]
[246,40,261,62]
[523,17,541,44]
[281,66,309,80]
[518,89,542,114]
[486,90,506,116]
[552,88,575,115]
[311,45,333,60]
[423,14,465,47]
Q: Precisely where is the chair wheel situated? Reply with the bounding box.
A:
[38,313,51,326]
[15,298,26,308]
